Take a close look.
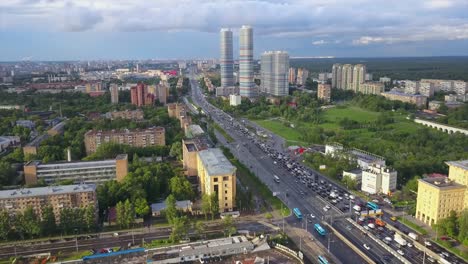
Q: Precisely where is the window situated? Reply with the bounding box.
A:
[225,190,228,194]
[225,184,228,188]
[225,197,228,200]
[225,203,228,207]
[214,178,218,182]
[223,176,229,181]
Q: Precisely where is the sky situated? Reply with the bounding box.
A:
[1,0,468,61]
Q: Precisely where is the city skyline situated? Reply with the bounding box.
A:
[1,0,468,60]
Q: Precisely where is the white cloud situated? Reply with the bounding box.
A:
[0,0,468,47]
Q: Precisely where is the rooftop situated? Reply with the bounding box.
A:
[446,160,468,171]
[151,200,192,212]
[419,177,465,190]
[0,184,96,199]
[85,126,165,136]
[382,90,427,98]
[197,148,236,176]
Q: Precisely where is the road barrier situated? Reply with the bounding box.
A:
[273,243,304,264]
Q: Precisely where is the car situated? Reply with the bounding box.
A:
[390,216,397,221]
[426,257,436,263]
[113,232,119,237]
[363,244,371,250]
[385,236,392,242]
[363,225,370,230]
[310,214,316,219]
[323,207,329,212]
[397,250,405,256]
[424,241,432,247]
[407,243,413,248]
[325,205,331,209]
[442,252,450,258]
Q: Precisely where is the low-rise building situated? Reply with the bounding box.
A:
[317,83,331,102]
[361,164,397,195]
[416,177,465,226]
[381,90,427,107]
[343,169,362,184]
[0,184,97,223]
[47,121,66,136]
[16,120,35,129]
[360,81,384,95]
[151,200,193,217]
[84,127,165,154]
[197,148,236,212]
[0,136,20,152]
[325,143,386,170]
[230,94,242,106]
[106,110,144,120]
[24,154,128,185]
[185,124,205,139]
[23,134,50,156]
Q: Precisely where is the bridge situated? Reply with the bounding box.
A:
[414,118,468,135]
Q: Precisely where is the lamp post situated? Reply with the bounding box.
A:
[74,228,78,252]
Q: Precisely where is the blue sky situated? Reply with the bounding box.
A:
[1,0,468,61]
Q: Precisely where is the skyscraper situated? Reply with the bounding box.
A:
[352,64,366,92]
[261,51,289,96]
[220,28,234,89]
[239,25,255,97]
[110,84,119,104]
[341,64,354,90]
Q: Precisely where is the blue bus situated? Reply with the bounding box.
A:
[367,201,379,210]
[318,255,329,264]
[314,223,327,236]
[293,208,303,219]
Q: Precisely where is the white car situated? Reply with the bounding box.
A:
[323,207,329,212]
[424,241,432,247]
[397,250,405,256]
[384,237,392,242]
[363,244,371,250]
[407,243,413,248]
[310,214,316,219]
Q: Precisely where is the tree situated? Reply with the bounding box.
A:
[165,194,178,225]
[170,176,195,200]
[201,194,211,220]
[169,142,182,160]
[134,197,150,217]
[342,175,357,190]
[194,220,205,238]
[169,216,188,243]
[210,193,219,220]
[0,211,10,240]
[222,215,236,237]
[458,209,468,245]
[0,161,15,187]
[84,205,96,232]
[40,206,57,236]
[116,200,134,229]
[17,207,41,239]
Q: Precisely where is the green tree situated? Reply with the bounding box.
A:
[458,209,468,245]
[165,194,178,225]
[17,207,41,239]
[222,215,237,237]
[194,220,205,238]
[210,193,219,220]
[0,161,15,187]
[0,211,10,240]
[169,216,188,243]
[169,141,182,160]
[40,206,57,236]
[84,205,96,232]
[170,176,195,200]
[134,197,150,217]
[201,194,211,220]
[342,175,357,190]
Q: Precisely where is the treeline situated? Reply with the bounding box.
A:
[0,206,95,241]
[435,209,468,248]
[437,103,468,129]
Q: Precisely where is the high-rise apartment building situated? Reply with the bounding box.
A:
[24,154,128,185]
[239,25,255,98]
[197,148,236,212]
[317,83,331,102]
[288,67,296,84]
[352,64,366,92]
[220,28,234,89]
[454,81,467,95]
[404,80,420,95]
[340,64,353,90]
[260,51,289,96]
[0,184,97,223]
[332,64,343,89]
[419,82,435,97]
[84,127,165,154]
[296,68,309,86]
[110,84,119,104]
[131,83,154,106]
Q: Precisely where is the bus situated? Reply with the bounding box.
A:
[314,223,327,236]
[293,208,303,219]
[318,255,329,264]
[273,175,280,183]
[367,201,379,210]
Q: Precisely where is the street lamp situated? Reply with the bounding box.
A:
[74,228,79,252]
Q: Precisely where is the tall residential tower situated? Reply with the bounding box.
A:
[239,25,255,98]
[260,51,289,96]
[220,28,234,89]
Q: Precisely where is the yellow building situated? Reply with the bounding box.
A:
[416,177,465,226]
[446,160,468,208]
[197,148,236,212]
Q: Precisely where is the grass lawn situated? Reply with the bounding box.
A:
[397,217,428,235]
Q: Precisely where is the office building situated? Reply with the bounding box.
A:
[239,25,255,98]
[220,28,234,89]
[106,109,144,120]
[0,184,97,223]
[361,164,397,195]
[341,64,353,90]
[183,138,209,177]
[332,64,342,89]
[419,82,435,97]
[352,64,366,92]
[260,51,289,96]
[110,84,119,104]
[197,148,236,212]
[381,91,427,107]
[84,127,165,154]
[288,67,296,84]
[230,94,242,106]
[317,83,331,102]
[24,154,128,185]
[360,81,384,95]
[296,68,309,86]
[416,177,465,226]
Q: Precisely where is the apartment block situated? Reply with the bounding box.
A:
[361,164,397,195]
[106,110,144,120]
[183,138,209,177]
[453,81,467,95]
[332,64,342,89]
[341,64,354,90]
[24,154,128,185]
[352,64,366,92]
[296,68,309,86]
[288,67,296,84]
[381,91,427,107]
[446,160,468,208]
[404,80,420,95]
[317,83,331,102]
[167,103,192,129]
[197,148,236,212]
[131,83,155,106]
[419,82,435,97]
[0,184,97,223]
[360,81,384,95]
[84,127,165,154]
[416,177,465,226]
[110,84,119,104]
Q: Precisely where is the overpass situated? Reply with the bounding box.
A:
[414,118,468,135]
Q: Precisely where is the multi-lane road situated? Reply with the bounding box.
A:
[188,70,464,264]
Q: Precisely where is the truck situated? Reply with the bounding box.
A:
[353,205,362,211]
[408,232,418,240]
[394,234,408,246]
[375,218,386,227]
